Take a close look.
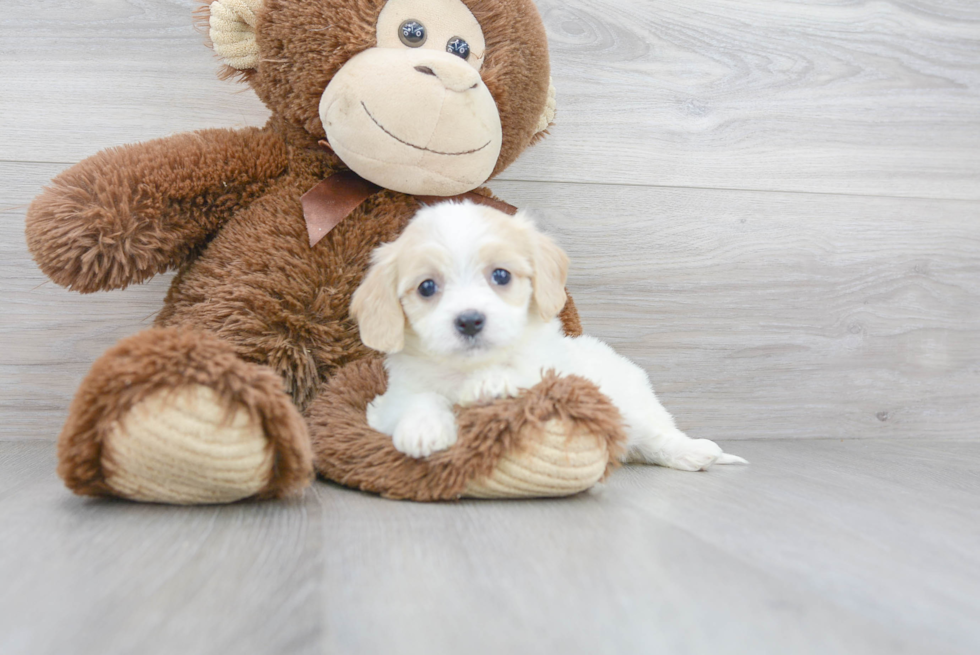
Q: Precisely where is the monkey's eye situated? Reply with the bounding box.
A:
[446,37,470,60]
[491,269,511,286]
[399,20,427,47]
[418,279,438,297]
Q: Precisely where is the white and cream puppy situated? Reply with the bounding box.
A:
[350,201,747,471]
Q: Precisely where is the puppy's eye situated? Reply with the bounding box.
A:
[418,279,438,297]
[446,37,470,59]
[399,20,427,47]
[491,269,511,286]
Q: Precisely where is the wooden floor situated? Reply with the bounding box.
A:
[2,439,979,655]
[1,0,978,653]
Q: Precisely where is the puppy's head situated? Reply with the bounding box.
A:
[351,201,569,358]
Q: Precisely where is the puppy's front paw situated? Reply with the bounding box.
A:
[391,407,458,458]
[458,371,522,406]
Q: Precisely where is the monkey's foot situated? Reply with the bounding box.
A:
[57,327,313,504]
[103,385,273,504]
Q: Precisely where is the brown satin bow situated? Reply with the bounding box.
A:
[301,170,518,248]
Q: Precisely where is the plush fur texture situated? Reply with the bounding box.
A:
[57,327,312,499]
[306,359,625,501]
[237,0,551,177]
[319,0,505,194]
[26,0,592,502]
[26,128,288,293]
[354,203,746,470]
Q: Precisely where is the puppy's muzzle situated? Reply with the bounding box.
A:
[455,311,485,337]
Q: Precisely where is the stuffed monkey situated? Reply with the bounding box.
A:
[25,0,625,504]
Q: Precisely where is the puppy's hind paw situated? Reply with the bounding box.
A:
[660,439,748,471]
[660,438,724,472]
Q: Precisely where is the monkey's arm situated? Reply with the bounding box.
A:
[25,127,288,293]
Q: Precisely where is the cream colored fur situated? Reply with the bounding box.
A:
[353,202,749,470]
[537,78,557,134]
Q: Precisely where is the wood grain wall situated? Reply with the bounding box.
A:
[1,0,978,441]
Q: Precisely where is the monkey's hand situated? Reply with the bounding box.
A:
[25,127,288,292]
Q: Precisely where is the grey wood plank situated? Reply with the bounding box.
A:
[0,0,271,164]
[516,0,980,199]
[1,162,174,440]
[4,439,978,655]
[316,438,980,655]
[610,439,980,654]
[4,165,978,442]
[0,441,323,655]
[2,1,979,199]
[496,181,980,442]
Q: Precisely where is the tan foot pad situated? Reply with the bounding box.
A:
[463,419,610,498]
[103,385,273,504]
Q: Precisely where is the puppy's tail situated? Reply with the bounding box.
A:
[715,453,749,465]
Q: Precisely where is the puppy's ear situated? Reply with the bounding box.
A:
[531,225,570,321]
[351,245,405,353]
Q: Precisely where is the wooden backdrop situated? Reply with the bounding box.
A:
[2,0,978,442]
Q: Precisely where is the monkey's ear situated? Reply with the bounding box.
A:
[350,245,406,354]
[530,221,570,321]
[533,78,557,137]
[208,0,263,71]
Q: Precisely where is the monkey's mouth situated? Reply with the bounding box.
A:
[361,102,491,157]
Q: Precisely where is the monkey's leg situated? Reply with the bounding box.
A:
[57,327,313,504]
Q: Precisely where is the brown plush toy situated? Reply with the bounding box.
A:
[24,0,626,504]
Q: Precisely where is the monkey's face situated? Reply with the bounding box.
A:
[207,0,554,197]
[319,0,501,195]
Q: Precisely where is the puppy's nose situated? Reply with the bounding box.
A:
[455,311,485,337]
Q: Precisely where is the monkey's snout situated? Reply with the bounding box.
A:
[411,58,481,93]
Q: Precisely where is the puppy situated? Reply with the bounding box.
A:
[351,201,747,471]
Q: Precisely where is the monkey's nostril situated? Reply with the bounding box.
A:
[414,66,437,77]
